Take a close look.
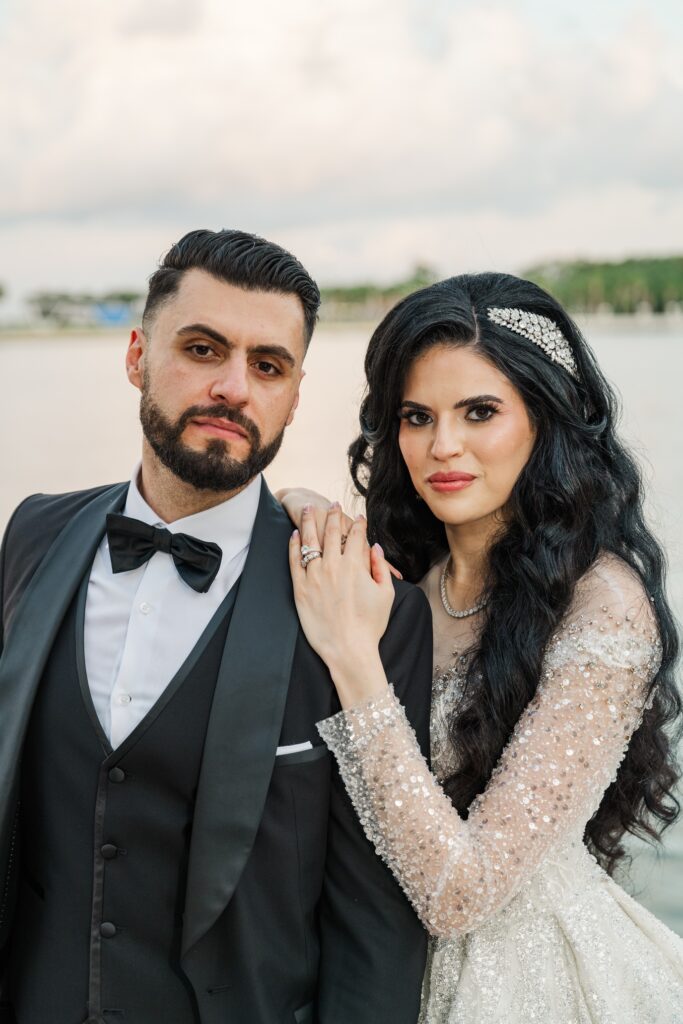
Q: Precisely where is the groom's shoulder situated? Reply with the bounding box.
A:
[389,576,432,628]
[0,483,122,635]
[391,576,429,606]
[2,483,122,582]
[6,483,120,542]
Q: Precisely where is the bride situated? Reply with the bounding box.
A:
[282,272,683,1022]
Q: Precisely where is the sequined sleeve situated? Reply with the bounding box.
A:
[316,557,662,937]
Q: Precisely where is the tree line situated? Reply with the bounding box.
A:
[2,257,681,326]
[320,257,683,318]
[523,256,683,315]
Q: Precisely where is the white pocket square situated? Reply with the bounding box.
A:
[276,741,313,756]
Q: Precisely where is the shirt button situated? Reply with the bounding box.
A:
[116,693,132,706]
[139,602,151,614]
[101,844,118,860]
[108,767,126,783]
[100,922,117,938]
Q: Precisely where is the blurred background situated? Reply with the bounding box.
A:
[1,0,681,932]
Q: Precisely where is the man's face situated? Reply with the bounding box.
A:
[126,268,307,493]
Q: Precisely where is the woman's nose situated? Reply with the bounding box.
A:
[430,423,465,461]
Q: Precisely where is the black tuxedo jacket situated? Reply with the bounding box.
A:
[0,479,433,1024]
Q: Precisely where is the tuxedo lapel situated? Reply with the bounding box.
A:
[0,483,128,837]
[181,479,300,958]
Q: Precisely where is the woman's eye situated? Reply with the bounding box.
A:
[401,410,432,427]
[466,404,498,422]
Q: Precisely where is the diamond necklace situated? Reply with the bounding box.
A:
[439,557,489,619]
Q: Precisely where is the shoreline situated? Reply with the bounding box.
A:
[1,311,682,342]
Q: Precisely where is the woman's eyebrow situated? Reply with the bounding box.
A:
[453,393,503,409]
[401,394,503,412]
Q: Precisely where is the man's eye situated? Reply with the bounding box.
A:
[255,361,280,376]
[189,344,215,358]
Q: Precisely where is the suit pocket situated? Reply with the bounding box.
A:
[275,745,329,767]
[294,1002,315,1023]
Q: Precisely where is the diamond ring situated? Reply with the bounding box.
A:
[301,550,322,569]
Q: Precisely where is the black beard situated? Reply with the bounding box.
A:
[139,385,285,493]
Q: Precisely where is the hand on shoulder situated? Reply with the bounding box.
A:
[289,505,393,708]
[276,486,353,544]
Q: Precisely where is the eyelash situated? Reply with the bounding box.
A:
[467,402,499,422]
[188,344,216,359]
[399,403,500,426]
[187,346,282,376]
[255,361,281,376]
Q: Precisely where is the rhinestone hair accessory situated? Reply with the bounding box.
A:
[487,307,580,380]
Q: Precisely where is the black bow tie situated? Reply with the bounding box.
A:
[106,513,223,593]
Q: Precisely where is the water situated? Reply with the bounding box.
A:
[1,320,682,934]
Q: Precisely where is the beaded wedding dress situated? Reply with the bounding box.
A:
[318,555,683,1023]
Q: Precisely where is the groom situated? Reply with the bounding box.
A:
[0,229,433,1024]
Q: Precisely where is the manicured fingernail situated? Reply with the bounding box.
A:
[302,504,312,514]
[373,543,384,556]
[355,514,365,522]
[329,501,341,510]
[291,529,299,539]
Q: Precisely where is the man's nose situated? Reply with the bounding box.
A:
[209,360,250,406]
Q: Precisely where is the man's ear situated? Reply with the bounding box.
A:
[126,328,147,391]
[285,372,304,427]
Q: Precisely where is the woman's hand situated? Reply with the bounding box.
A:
[276,487,354,553]
[289,505,393,708]
[277,486,402,578]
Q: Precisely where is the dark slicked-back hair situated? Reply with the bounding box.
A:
[143,228,320,345]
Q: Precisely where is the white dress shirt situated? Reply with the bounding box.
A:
[84,468,262,749]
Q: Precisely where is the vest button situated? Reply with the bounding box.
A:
[108,767,126,783]
[101,844,118,860]
[100,922,117,938]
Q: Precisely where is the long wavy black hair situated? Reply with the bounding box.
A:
[349,272,681,874]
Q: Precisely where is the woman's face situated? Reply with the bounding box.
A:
[398,344,536,530]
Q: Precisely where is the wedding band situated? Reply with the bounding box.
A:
[301,550,322,568]
[301,545,322,557]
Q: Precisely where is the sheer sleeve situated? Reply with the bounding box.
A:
[316,556,662,937]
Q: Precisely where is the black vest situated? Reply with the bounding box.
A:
[8,577,238,1024]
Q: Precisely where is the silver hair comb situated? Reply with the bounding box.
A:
[487,307,580,380]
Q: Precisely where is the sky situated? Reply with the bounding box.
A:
[0,0,682,313]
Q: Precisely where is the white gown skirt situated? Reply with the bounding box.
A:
[419,842,683,1024]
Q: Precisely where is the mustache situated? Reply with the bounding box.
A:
[176,404,260,445]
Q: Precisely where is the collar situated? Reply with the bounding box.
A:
[124,465,262,560]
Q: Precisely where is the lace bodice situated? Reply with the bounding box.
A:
[317,555,662,939]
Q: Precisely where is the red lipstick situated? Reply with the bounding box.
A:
[427,471,476,493]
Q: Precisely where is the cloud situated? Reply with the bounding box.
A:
[0,0,681,298]
[3,181,682,305]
